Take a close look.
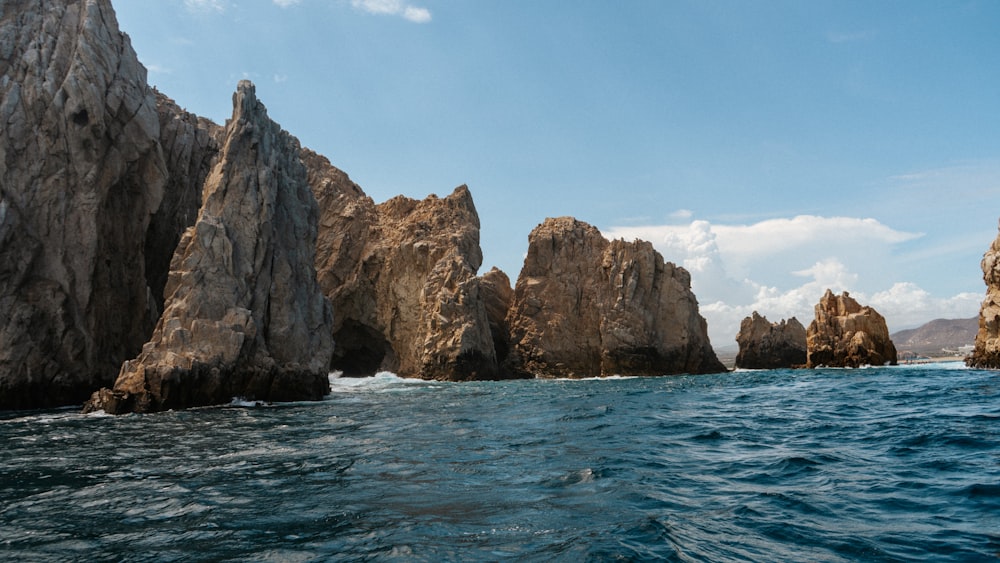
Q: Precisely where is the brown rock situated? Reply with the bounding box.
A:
[84,81,334,414]
[967,223,1000,368]
[735,312,807,369]
[307,152,501,380]
[806,289,897,368]
[0,0,168,409]
[506,217,726,378]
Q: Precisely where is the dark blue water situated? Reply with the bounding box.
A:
[1,363,997,562]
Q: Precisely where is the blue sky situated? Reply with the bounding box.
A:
[114,0,1000,346]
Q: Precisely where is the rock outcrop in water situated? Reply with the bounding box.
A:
[506,217,726,378]
[735,312,807,369]
[84,81,334,414]
[806,290,897,368]
[0,0,168,409]
[967,223,1000,368]
[308,153,501,380]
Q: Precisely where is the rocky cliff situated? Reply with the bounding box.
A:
[735,312,807,369]
[967,224,1000,368]
[84,81,334,413]
[0,0,168,409]
[506,217,726,378]
[806,290,897,368]
[307,153,501,380]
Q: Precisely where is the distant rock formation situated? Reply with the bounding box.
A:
[0,0,168,409]
[506,217,726,378]
[968,224,1000,368]
[735,312,807,369]
[307,152,501,380]
[84,81,334,413]
[806,290,897,368]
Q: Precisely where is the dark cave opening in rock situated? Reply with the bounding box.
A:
[331,320,390,377]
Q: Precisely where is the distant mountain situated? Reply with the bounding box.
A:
[891,317,978,357]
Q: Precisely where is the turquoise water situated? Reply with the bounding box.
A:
[1,364,997,561]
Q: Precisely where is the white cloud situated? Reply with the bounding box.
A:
[605,215,979,347]
[351,0,432,23]
[868,283,981,329]
[273,0,301,6]
[184,0,225,13]
[273,74,288,83]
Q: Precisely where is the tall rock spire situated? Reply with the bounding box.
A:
[85,81,334,413]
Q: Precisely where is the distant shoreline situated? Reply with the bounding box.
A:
[900,356,966,365]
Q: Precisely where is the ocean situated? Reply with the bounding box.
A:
[1,363,997,562]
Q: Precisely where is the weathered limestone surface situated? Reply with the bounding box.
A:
[506,217,726,378]
[806,289,897,368]
[967,224,1000,368]
[307,154,501,380]
[84,81,334,414]
[0,0,168,409]
[735,312,807,369]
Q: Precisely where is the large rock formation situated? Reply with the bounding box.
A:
[307,152,502,380]
[506,217,726,378]
[734,312,807,369]
[967,224,1000,368]
[84,81,334,413]
[806,290,897,368]
[0,0,168,409]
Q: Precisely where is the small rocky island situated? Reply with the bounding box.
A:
[734,313,807,370]
[806,290,898,368]
[0,0,725,412]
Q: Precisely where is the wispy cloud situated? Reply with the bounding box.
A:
[273,0,301,7]
[351,0,431,23]
[184,0,226,13]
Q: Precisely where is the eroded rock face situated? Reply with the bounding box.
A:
[307,155,501,380]
[144,92,221,314]
[967,224,1000,368]
[506,217,726,378]
[735,312,807,369]
[84,81,334,414]
[806,289,897,368]
[0,0,167,409]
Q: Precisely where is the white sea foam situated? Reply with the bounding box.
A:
[327,371,436,393]
[229,397,269,407]
[550,374,639,382]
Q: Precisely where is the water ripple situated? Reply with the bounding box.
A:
[1,365,997,561]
